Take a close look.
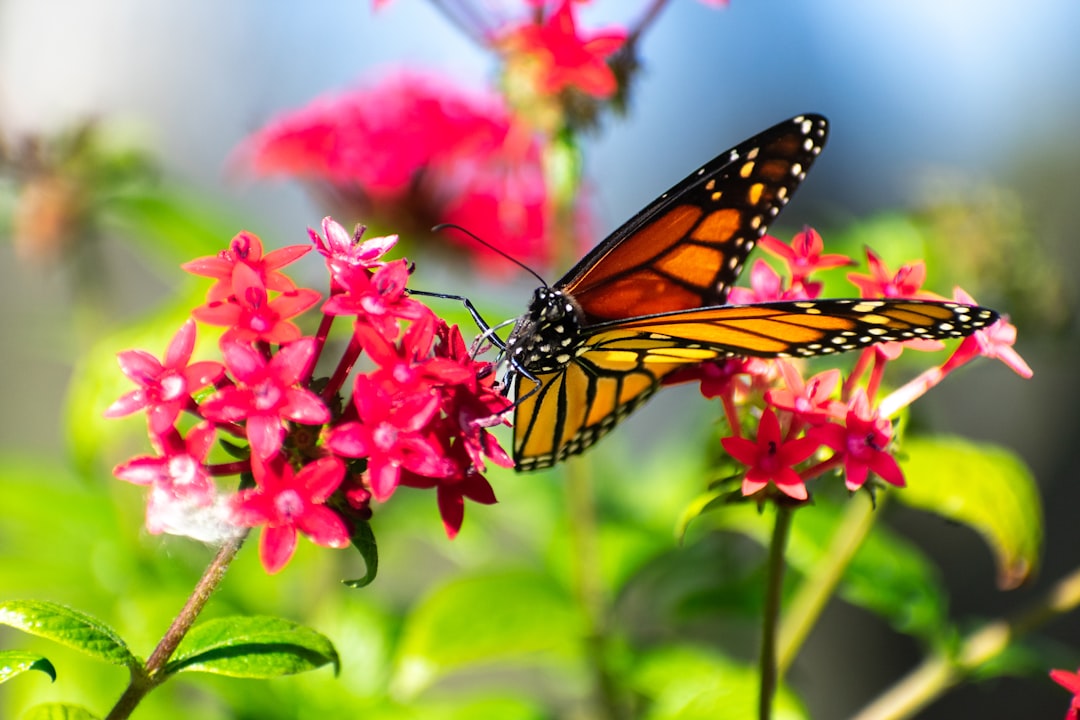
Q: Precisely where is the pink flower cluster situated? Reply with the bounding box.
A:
[236,72,550,272]
[668,228,1032,502]
[107,218,511,573]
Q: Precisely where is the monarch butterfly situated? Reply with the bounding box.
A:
[502,114,998,471]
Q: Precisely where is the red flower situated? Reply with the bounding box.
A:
[941,288,1032,378]
[232,454,350,574]
[235,71,551,269]
[728,259,815,305]
[182,230,308,304]
[813,391,904,491]
[498,0,627,98]
[1050,667,1080,720]
[847,248,939,300]
[114,422,216,504]
[721,409,820,500]
[758,228,851,285]
[200,339,330,460]
[309,216,397,279]
[400,444,498,540]
[765,362,845,426]
[324,376,455,502]
[113,422,237,541]
[192,263,321,345]
[322,260,431,340]
[105,320,225,436]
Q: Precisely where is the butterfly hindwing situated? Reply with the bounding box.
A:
[512,299,998,470]
[560,115,828,322]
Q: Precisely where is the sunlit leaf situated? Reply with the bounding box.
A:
[166,616,339,678]
[897,435,1041,589]
[0,651,56,684]
[630,645,805,720]
[392,570,581,698]
[0,600,138,668]
[20,703,101,720]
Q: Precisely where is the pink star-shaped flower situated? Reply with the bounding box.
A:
[758,228,852,285]
[498,0,627,98]
[105,320,225,436]
[232,454,350,574]
[192,263,321,345]
[199,338,330,460]
[721,409,820,500]
[182,230,308,303]
[812,391,904,491]
[940,288,1032,378]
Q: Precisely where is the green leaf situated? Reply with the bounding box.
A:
[392,570,581,697]
[630,645,806,720]
[897,435,1042,589]
[166,616,339,678]
[20,704,101,720]
[832,511,952,643]
[0,600,138,668]
[0,651,56,683]
[343,519,378,588]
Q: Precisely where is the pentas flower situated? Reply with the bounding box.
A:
[1050,667,1080,720]
[108,218,513,574]
[182,230,308,304]
[941,288,1032,378]
[323,260,430,340]
[813,391,904,491]
[847,248,939,300]
[676,226,1031,504]
[758,229,851,285]
[326,376,455,502]
[234,71,552,270]
[765,363,845,427]
[728,259,816,305]
[192,262,321,345]
[309,216,397,278]
[200,339,329,460]
[232,455,350,574]
[497,0,627,99]
[114,422,218,529]
[721,409,820,500]
[104,320,224,436]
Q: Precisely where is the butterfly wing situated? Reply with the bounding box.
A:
[512,299,998,470]
[558,114,828,322]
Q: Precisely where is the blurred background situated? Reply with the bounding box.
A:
[0,1,1078,718]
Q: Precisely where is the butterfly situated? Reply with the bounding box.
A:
[501,114,998,471]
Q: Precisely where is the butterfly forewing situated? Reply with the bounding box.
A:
[560,115,828,322]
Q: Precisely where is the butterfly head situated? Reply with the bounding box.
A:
[505,287,586,374]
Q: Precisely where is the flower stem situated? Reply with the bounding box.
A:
[105,531,248,720]
[852,563,1080,719]
[759,504,795,720]
[777,493,878,674]
[565,458,621,719]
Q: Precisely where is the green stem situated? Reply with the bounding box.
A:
[759,504,795,720]
[851,563,1080,719]
[565,458,621,719]
[105,531,248,720]
[777,493,879,674]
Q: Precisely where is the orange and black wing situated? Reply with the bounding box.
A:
[558,115,828,323]
[512,299,998,470]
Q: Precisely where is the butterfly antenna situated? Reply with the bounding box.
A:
[432,223,548,287]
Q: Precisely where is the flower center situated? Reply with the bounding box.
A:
[274,489,304,520]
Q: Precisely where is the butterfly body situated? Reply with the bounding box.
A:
[504,115,998,471]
